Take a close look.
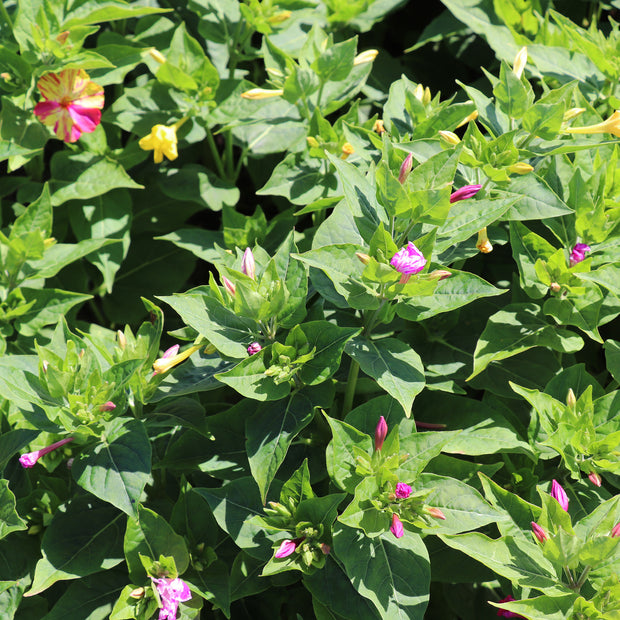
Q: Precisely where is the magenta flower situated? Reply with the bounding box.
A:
[398,153,413,184]
[569,243,591,267]
[531,522,548,543]
[153,345,180,376]
[247,342,262,356]
[449,184,482,204]
[496,595,527,618]
[395,483,412,499]
[374,416,388,452]
[390,513,404,538]
[34,69,104,143]
[151,577,191,620]
[390,242,427,278]
[19,437,74,468]
[274,539,299,558]
[242,248,256,279]
[551,479,569,511]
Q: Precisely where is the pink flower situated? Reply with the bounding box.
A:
[569,243,591,267]
[496,595,526,618]
[398,153,413,184]
[153,345,180,376]
[247,342,262,355]
[151,577,191,620]
[34,69,104,143]
[450,184,482,203]
[99,401,116,413]
[390,242,426,278]
[390,513,404,538]
[374,416,388,452]
[274,539,299,558]
[551,479,569,511]
[19,437,74,468]
[242,248,255,279]
[531,522,548,543]
[395,483,412,499]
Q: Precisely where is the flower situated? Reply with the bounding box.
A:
[588,472,602,487]
[398,153,413,184]
[151,577,191,620]
[496,595,527,618]
[450,184,481,203]
[242,248,255,279]
[390,242,427,276]
[34,69,104,143]
[374,416,388,452]
[373,119,386,135]
[152,344,201,375]
[569,243,591,267]
[139,123,180,164]
[414,83,431,105]
[551,479,569,511]
[99,401,116,413]
[456,109,478,128]
[247,342,262,355]
[512,46,527,79]
[428,269,452,280]
[531,522,548,543]
[395,483,412,499]
[476,228,493,254]
[152,345,179,375]
[275,539,299,558]
[565,110,620,138]
[611,523,620,538]
[240,88,284,100]
[19,437,74,468]
[353,50,378,65]
[341,142,355,159]
[390,513,404,538]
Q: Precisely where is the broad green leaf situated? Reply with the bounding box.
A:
[0,480,27,541]
[333,524,430,619]
[11,184,52,239]
[493,61,532,119]
[72,419,151,517]
[62,1,169,28]
[469,303,584,380]
[27,496,125,596]
[504,175,574,220]
[156,228,223,264]
[345,336,425,416]
[605,340,620,383]
[397,433,456,480]
[510,221,556,298]
[491,594,578,620]
[0,429,39,470]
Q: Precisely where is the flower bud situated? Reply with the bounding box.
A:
[222,276,236,297]
[241,88,284,100]
[129,587,145,599]
[355,252,370,265]
[242,248,256,279]
[373,119,386,135]
[247,342,262,356]
[306,136,320,148]
[455,110,478,129]
[512,46,528,79]
[117,330,126,350]
[204,343,217,355]
[44,237,56,249]
[398,153,413,184]
[413,83,424,102]
[390,513,404,538]
[476,228,493,254]
[275,539,298,558]
[611,523,620,538]
[563,108,586,122]
[267,10,291,24]
[551,479,569,511]
[427,507,446,520]
[428,269,452,281]
[99,401,116,413]
[531,522,548,543]
[588,472,602,487]
[148,48,167,64]
[341,143,354,159]
[28,525,42,535]
[438,130,460,146]
[56,31,70,45]
[508,162,534,175]
[353,49,378,65]
[566,388,576,409]
[450,184,481,204]
[374,416,388,452]
[549,282,561,293]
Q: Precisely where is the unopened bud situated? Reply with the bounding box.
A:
[422,87,431,106]
[204,343,216,355]
[117,330,127,350]
[42,360,49,373]
[456,110,479,129]
[550,282,561,293]
[398,153,413,184]
[341,143,354,159]
[531,522,548,543]
[148,48,167,64]
[43,237,56,248]
[374,416,388,452]
[66,458,74,469]
[320,543,331,555]
[611,523,620,538]
[566,388,576,409]
[356,252,370,265]
[508,162,534,175]
[373,119,386,135]
[563,108,586,122]
[28,525,42,535]
[413,83,424,102]
[476,228,493,254]
[78,349,85,359]
[428,269,452,280]
[427,507,446,520]
[99,401,116,413]
[0,72,10,80]
[241,88,284,100]
[129,587,145,599]
[512,46,528,79]
[588,472,602,487]
[306,136,320,148]
[222,276,236,297]
[56,31,70,45]
[267,10,291,24]
[242,247,255,280]
[353,50,378,65]
[247,342,262,355]
[438,130,460,146]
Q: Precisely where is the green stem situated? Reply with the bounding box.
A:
[224,128,234,180]
[0,0,13,30]
[574,566,591,590]
[563,566,576,588]
[205,127,227,180]
[342,360,360,418]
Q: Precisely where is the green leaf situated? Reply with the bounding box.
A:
[156,228,223,264]
[0,480,27,541]
[605,340,620,383]
[246,389,318,503]
[493,62,532,119]
[397,433,455,480]
[313,36,357,82]
[469,303,584,380]
[491,594,578,620]
[333,524,430,619]
[11,184,52,240]
[27,496,125,596]
[345,336,426,416]
[124,505,190,583]
[72,419,151,517]
[62,1,169,28]
[504,175,573,220]
[0,429,39,470]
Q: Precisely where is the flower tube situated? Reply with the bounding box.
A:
[19,437,74,468]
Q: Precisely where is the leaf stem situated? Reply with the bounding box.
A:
[205,126,227,180]
[0,0,13,30]
[341,359,359,417]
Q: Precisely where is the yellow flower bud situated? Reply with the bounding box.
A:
[148,48,167,64]
[566,388,576,409]
[413,83,424,101]
[129,587,145,599]
[476,228,493,254]
[455,109,478,129]
[43,237,56,249]
[508,162,534,174]
[204,343,217,355]
[512,46,527,79]
[353,50,378,65]
[306,136,320,148]
[438,130,460,146]
[423,86,431,105]
[341,142,354,159]
[563,108,586,122]
[355,252,370,265]
[267,10,291,24]
[117,330,127,350]
[373,119,386,135]
[240,88,284,100]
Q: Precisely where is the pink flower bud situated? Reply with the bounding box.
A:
[569,243,591,267]
[611,523,620,538]
[390,513,404,538]
[531,522,548,543]
[19,437,74,469]
[449,184,482,203]
[588,472,602,487]
[99,401,116,413]
[428,269,452,281]
[320,543,331,555]
[551,479,569,511]
[374,416,388,451]
[398,153,413,184]
[275,539,298,558]
[222,276,236,296]
[427,507,446,520]
[395,482,412,499]
[241,248,255,279]
[247,342,262,355]
[390,242,426,276]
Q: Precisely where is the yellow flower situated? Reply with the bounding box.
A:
[565,110,620,138]
[341,142,354,159]
[139,124,179,164]
[353,50,378,65]
[373,119,386,135]
[512,47,527,79]
[152,344,202,375]
[476,228,493,254]
[456,109,478,129]
[240,88,284,100]
[508,162,534,174]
